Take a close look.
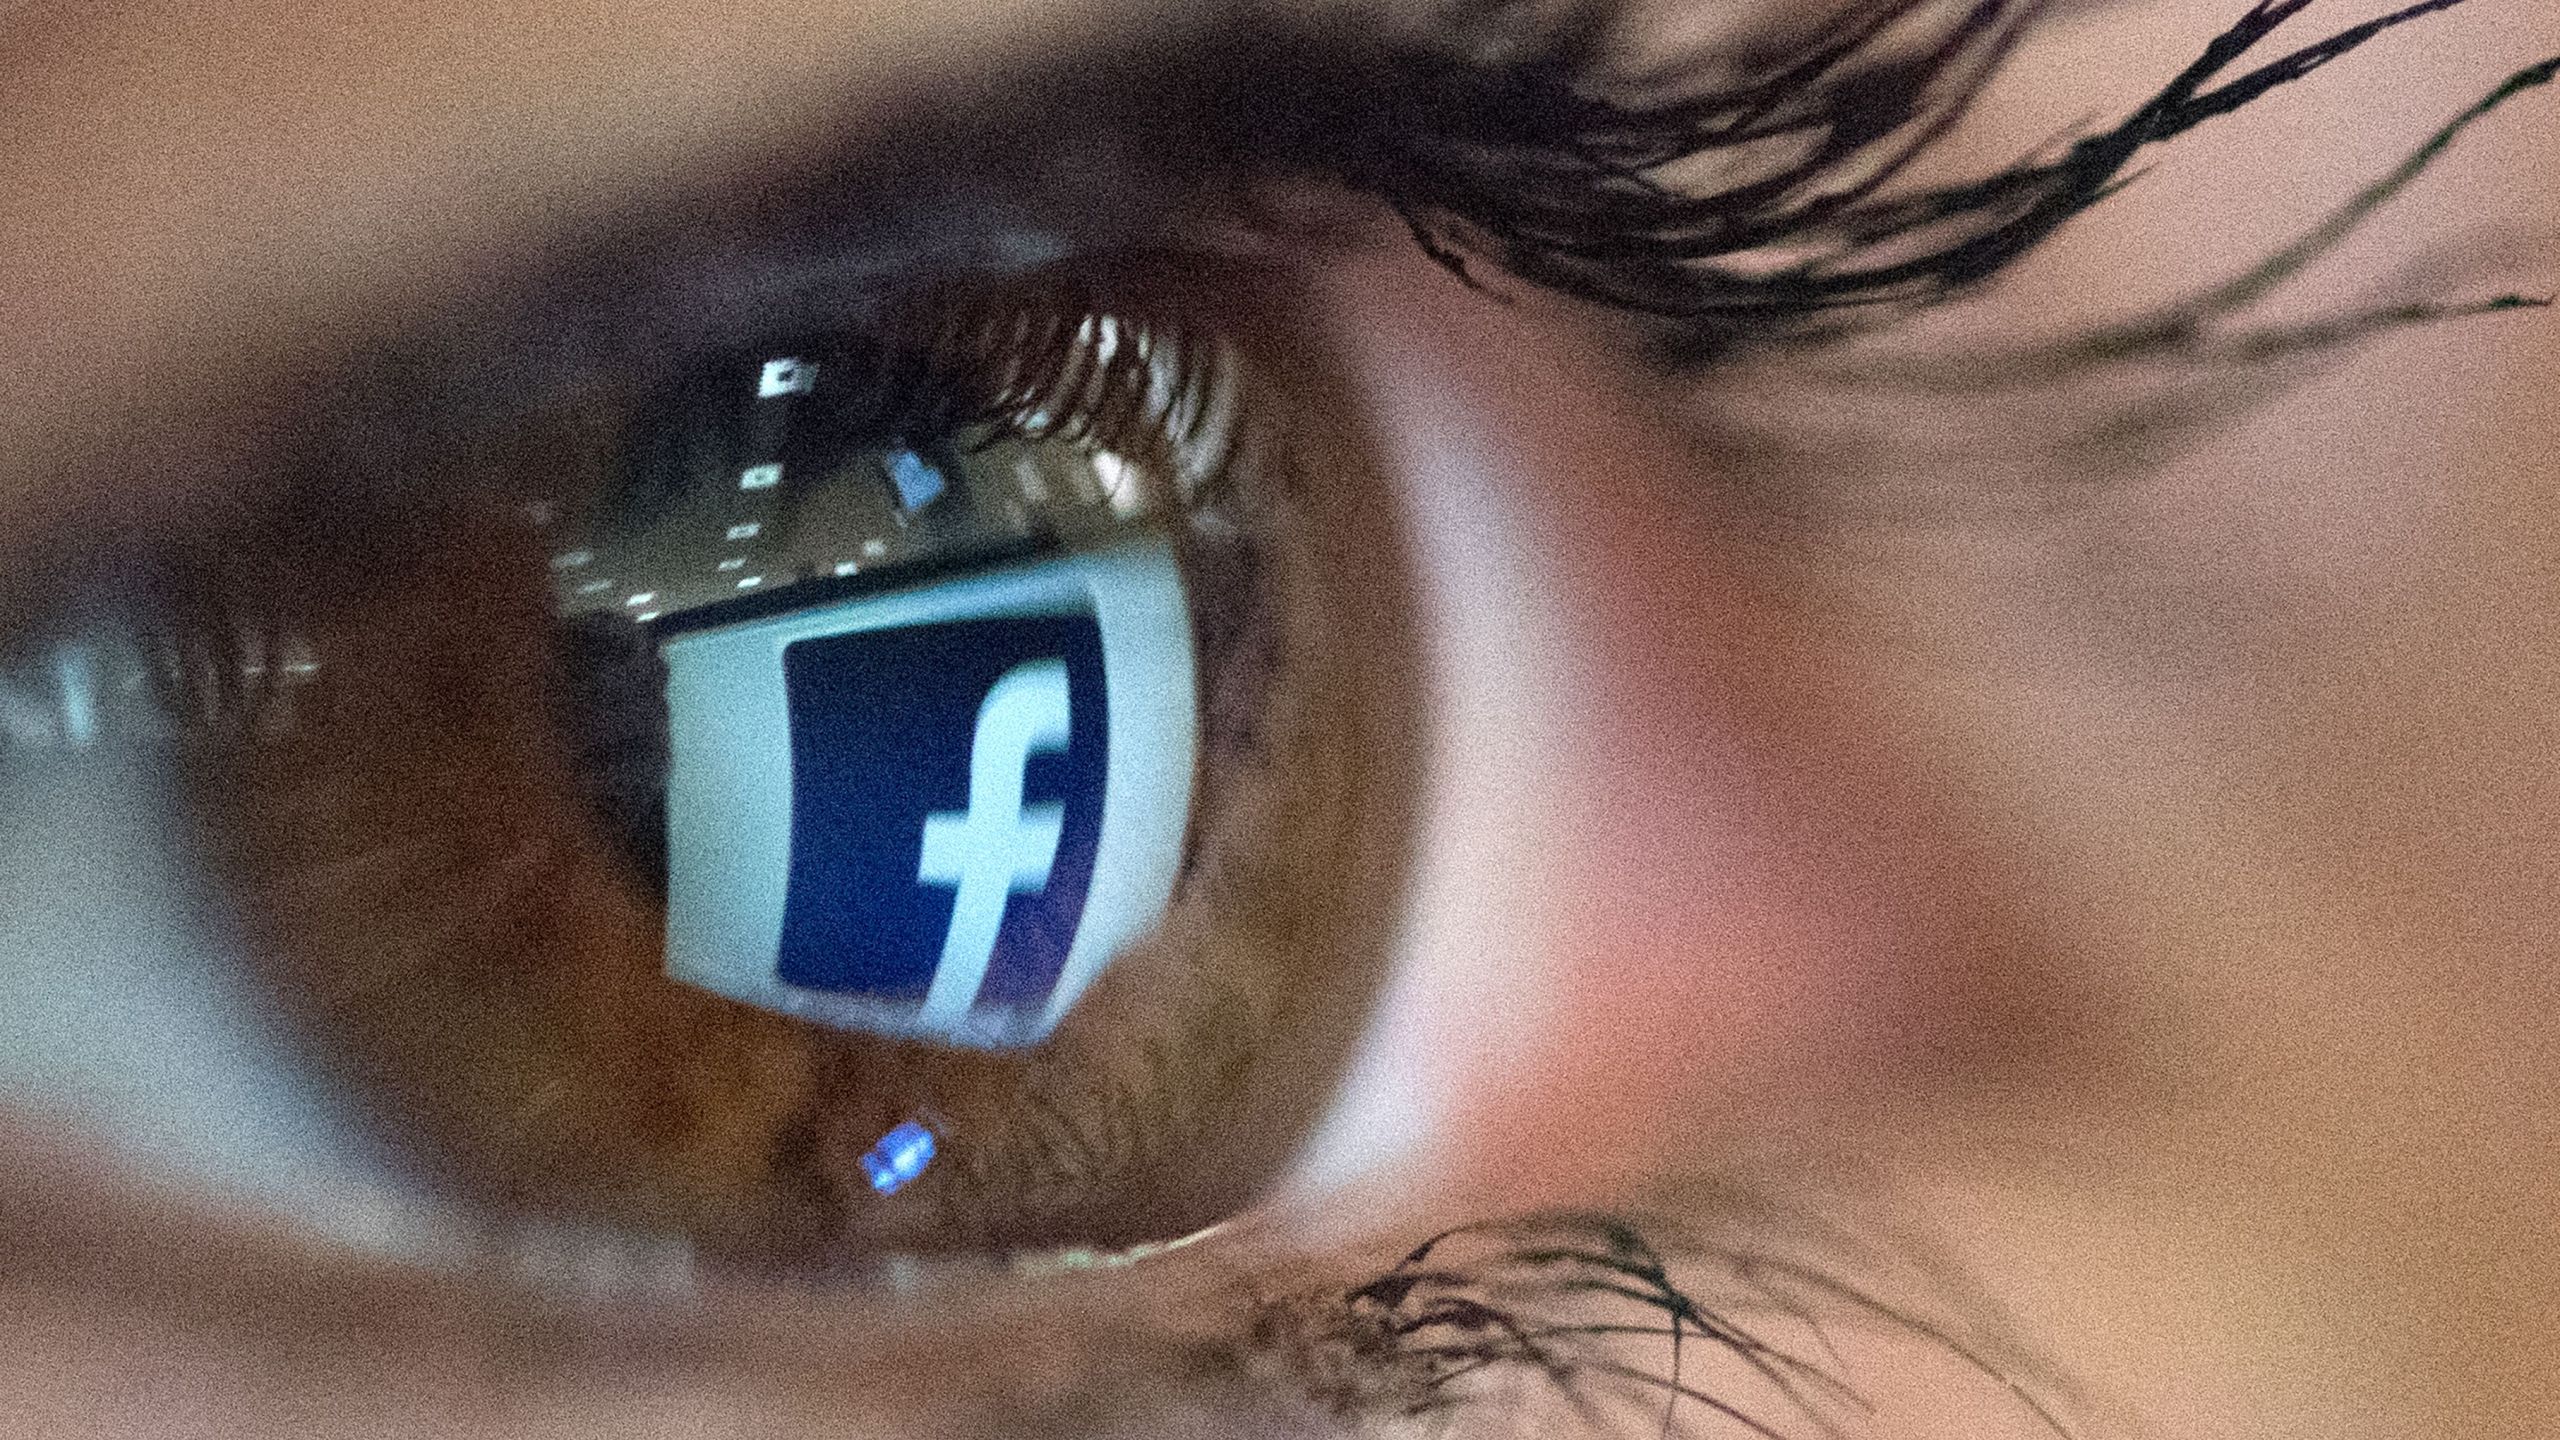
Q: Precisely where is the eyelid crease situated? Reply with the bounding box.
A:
[0,0,1191,510]
[269,0,2544,545]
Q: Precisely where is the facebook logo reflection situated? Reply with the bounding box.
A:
[774,616,1107,1028]
[660,540,1195,1050]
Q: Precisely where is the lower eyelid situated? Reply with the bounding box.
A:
[0,1120,1386,1440]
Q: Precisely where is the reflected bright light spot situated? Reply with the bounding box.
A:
[757,357,818,398]
[726,522,762,542]
[859,1121,936,1195]
[1012,1221,1227,1276]
[861,539,889,559]
[833,561,861,578]
[625,592,657,608]
[549,549,594,571]
[737,575,764,591]
[576,578,613,595]
[888,451,947,511]
[717,557,747,572]
[55,646,96,746]
[1091,451,1145,517]
[739,463,782,492]
[635,611,661,624]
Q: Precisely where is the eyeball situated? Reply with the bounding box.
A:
[0,260,1428,1269]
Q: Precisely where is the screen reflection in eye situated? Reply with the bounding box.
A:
[0,261,1424,1274]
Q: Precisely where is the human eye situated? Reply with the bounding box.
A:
[7,231,1436,1274]
[1,1,2553,1437]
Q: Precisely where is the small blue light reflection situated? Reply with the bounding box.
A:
[860,1120,937,1195]
[889,451,948,511]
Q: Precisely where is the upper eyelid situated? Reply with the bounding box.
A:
[11,0,2518,554]
[0,9,1389,564]
[0,0,1951,548]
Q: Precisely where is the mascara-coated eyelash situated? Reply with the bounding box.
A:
[1301,0,2552,365]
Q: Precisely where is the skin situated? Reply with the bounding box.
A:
[1,0,2556,1436]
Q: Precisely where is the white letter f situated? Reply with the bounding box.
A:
[914,659,1071,1029]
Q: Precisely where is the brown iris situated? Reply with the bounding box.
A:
[138,260,1423,1270]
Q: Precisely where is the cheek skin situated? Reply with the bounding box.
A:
[1289,250,2059,1225]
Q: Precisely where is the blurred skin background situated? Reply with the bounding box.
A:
[0,0,2554,1437]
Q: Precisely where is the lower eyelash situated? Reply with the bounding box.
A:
[1242,1210,2074,1440]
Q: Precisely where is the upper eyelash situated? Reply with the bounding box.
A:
[1325,0,2554,365]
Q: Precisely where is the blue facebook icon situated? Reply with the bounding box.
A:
[774,616,1107,1024]
[658,541,1197,1049]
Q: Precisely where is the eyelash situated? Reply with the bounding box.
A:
[1238,1208,2077,1438]
[1324,0,2550,368]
